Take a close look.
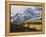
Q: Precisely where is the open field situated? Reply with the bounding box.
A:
[10,20,42,32]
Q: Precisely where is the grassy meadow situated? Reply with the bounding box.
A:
[10,19,42,32]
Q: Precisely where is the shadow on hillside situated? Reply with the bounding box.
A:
[10,22,41,33]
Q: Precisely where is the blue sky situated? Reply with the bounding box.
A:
[11,5,42,16]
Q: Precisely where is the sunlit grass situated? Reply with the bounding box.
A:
[10,20,42,32]
[20,20,42,31]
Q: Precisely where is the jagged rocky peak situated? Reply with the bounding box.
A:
[11,7,42,23]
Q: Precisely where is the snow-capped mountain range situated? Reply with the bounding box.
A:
[11,7,42,23]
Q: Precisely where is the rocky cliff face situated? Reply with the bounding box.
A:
[11,7,42,23]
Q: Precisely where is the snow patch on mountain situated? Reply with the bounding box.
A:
[11,6,42,23]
